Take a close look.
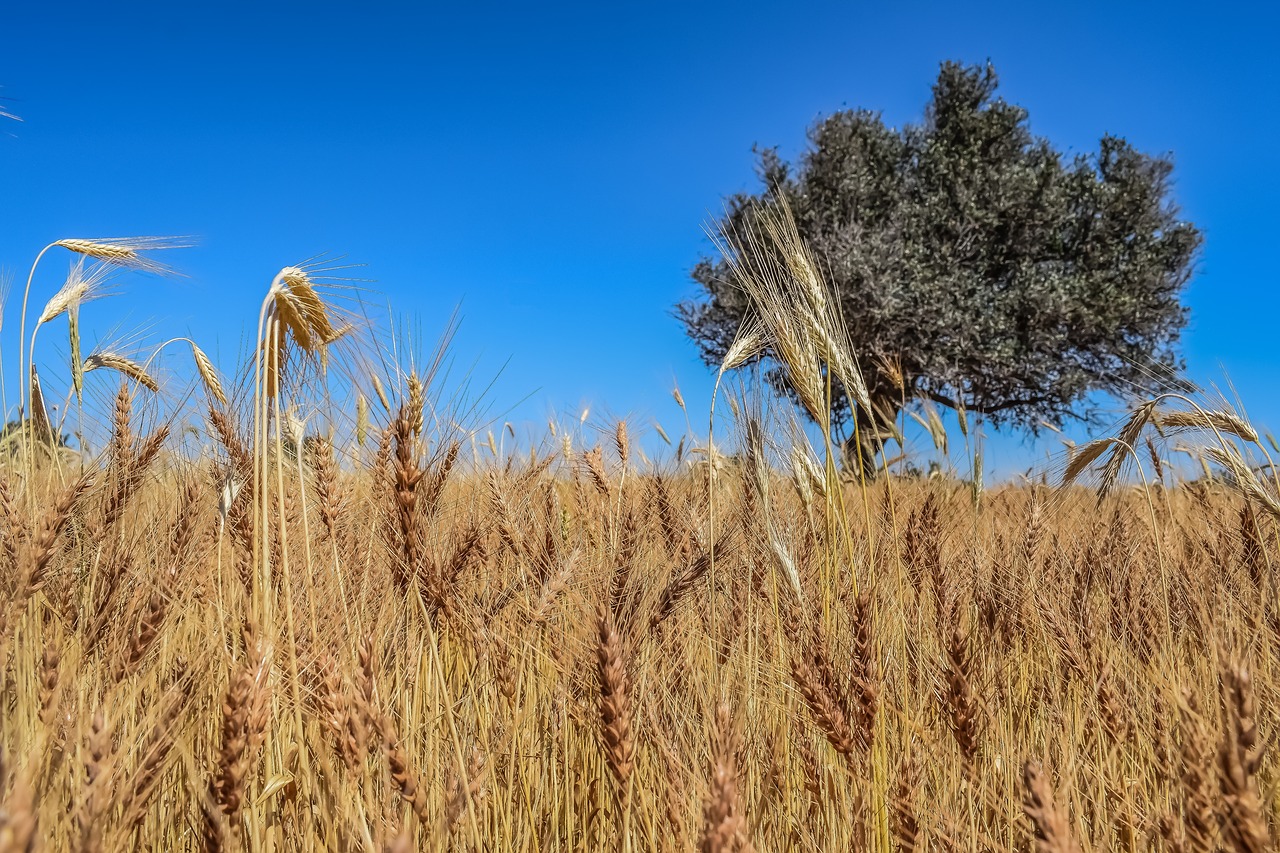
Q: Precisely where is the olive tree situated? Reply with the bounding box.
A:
[679,62,1201,473]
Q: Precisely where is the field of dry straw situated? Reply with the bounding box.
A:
[0,216,1278,852]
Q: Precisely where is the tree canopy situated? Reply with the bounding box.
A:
[679,62,1202,471]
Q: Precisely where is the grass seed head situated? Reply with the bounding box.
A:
[39,257,112,325]
[84,351,160,392]
[54,236,189,275]
[189,340,228,406]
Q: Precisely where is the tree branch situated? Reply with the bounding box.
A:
[922,390,1085,422]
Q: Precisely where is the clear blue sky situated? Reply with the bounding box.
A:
[2,2,1277,474]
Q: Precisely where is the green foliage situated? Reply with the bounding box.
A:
[680,62,1201,466]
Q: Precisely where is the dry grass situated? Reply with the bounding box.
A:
[1,411,1277,850]
[2,231,1279,851]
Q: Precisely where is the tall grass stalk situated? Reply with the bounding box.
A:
[1,235,1277,850]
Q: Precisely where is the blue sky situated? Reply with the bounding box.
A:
[2,2,1277,475]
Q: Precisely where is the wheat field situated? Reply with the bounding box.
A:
[0,234,1277,853]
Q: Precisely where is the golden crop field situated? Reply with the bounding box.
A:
[1,233,1276,853]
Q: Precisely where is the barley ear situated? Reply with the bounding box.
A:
[1021,760,1081,853]
[84,352,160,392]
[190,340,228,407]
[371,373,390,412]
[54,236,189,274]
[699,702,753,853]
[1219,661,1271,853]
[356,393,369,446]
[596,604,635,810]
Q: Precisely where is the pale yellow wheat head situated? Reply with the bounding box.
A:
[189,340,228,407]
[370,373,391,413]
[259,265,347,400]
[1205,445,1280,519]
[356,393,369,446]
[719,315,767,373]
[84,352,160,392]
[54,236,189,276]
[1154,408,1260,445]
[1097,400,1158,499]
[1060,437,1116,488]
[38,258,112,325]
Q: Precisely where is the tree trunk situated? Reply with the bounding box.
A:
[840,393,900,480]
[841,428,880,481]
